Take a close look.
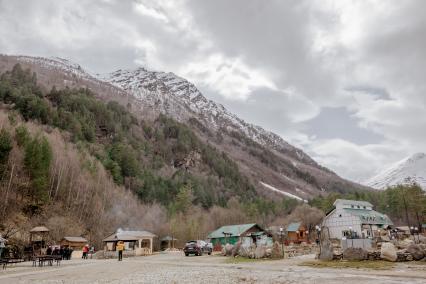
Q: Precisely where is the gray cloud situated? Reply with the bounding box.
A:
[304,107,384,145]
[0,0,425,182]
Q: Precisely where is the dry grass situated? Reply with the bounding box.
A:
[224,257,275,264]
[406,261,426,266]
[299,260,395,270]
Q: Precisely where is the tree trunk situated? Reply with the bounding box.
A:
[2,164,15,217]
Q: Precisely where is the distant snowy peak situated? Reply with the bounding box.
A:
[365,153,426,190]
[102,67,316,165]
[17,56,94,80]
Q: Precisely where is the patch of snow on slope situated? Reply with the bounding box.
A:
[365,153,426,190]
[259,181,307,202]
[281,174,296,183]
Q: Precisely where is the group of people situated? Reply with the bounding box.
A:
[44,245,95,260]
[82,245,95,259]
[46,246,74,260]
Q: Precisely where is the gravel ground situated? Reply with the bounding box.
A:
[0,252,425,284]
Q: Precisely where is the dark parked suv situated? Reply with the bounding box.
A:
[184,240,212,256]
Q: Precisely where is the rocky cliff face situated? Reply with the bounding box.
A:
[0,54,369,200]
[101,68,317,166]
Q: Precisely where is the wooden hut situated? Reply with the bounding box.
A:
[60,237,88,250]
[160,236,177,250]
[30,226,50,254]
[286,222,308,244]
[103,229,156,256]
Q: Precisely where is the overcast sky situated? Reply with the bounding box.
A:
[1,0,425,183]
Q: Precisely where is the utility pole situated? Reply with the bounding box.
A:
[279,227,284,258]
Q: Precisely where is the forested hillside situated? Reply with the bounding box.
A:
[1,64,423,249]
[0,64,302,246]
[0,64,260,206]
[0,55,371,203]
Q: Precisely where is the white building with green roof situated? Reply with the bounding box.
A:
[322,199,393,240]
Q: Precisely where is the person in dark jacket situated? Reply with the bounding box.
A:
[64,247,70,260]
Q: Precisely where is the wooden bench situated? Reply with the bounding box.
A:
[32,255,62,267]
[1,258,25,269]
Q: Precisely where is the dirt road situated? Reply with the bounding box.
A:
[0,252,425,283]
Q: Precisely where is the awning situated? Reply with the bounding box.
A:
[30,226,50,233]
[103,234,140,242]
[62,237,88,243]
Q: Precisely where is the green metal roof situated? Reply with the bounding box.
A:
[343,208,393,225]
[287,222,301,232]
[334,199,373,208]
[207,223,258,239]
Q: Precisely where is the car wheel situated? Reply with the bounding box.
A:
[185,253,189,256]
[208,252,211,255]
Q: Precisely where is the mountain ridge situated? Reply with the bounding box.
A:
[0,54,369,200]
[100,67,318,167]
[365,152,426,190]
[12,55,317,167]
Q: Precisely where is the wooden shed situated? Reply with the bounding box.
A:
[286,222,308,244]
[60,237,88,250]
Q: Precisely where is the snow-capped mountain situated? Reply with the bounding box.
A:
[0,54,368,198]
[9,55,314,165]
[100,68,316,165]
[365,153,426,190]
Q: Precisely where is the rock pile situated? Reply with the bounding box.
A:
[221,242,317,260]
[406,244,425,261]
[232,242,241,257]
[254,245,266,259]
[343,248,368,261]
[271,242,283,259]
[381,242,398,261]
[366,250,381,260]
[396,251,413,262]
[221,244,234,256]
[336,239,426,262]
